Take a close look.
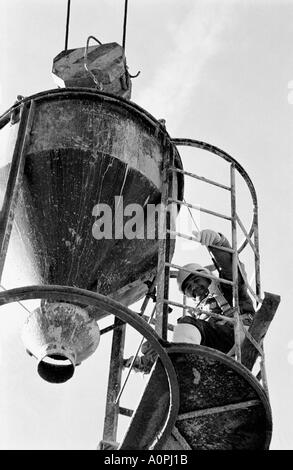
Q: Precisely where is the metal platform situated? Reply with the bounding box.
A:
[120,344,272,450]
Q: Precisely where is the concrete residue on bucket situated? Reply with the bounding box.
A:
[21,302,100,383]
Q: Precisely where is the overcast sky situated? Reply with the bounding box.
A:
[0,0,292,450]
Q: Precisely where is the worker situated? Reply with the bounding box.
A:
[124,228,254,373]
[173,229,254,353]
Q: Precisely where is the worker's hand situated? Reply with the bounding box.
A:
[187,307,202,316]
[141,341,157,361]
[192,229,221,247]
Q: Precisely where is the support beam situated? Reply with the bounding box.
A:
[170,166,231,191]
[0,102,35,281]
[241,292,280,370]
[102,317,126,443]
[119,406,133,417]
[171,427,192,450]
[155,144,171,339]
[177,399,261,421]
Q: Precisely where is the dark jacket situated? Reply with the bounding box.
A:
[208,233,255,318]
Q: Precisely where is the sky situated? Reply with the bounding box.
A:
[0,0,293,450]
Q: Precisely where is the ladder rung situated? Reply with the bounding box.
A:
[167,230,235,253]
[170,166,231,191]
[241,326,263,355]
[177,399,261,421]
[169,198,232,221]
[141,314,174,331]
[119,407,133,417]
[166,262,235,286]
[163,299,235,324]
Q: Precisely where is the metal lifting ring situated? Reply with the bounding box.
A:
[0,284,180,450]
[84,36,104,90]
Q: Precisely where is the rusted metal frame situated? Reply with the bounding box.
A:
[100,324,118,335]
[169,198,232,221]
[237,258,262,304]
[226,346,235,357]
[98,439,119,450]
[115,304,157,404]
[177,399,261,421]
[166,262,234,286]
[169,166,231,191]
[0,284,180,450]
[162,145,175,340]
[240,323,263,356]
[163,298,235,324]
[0,101,35,281]
[253,208,261,305]
[0,112,11,131]
[103,317,126,443]
[260,359,269,396]
[171,427,192,450]
[109,281,157,413]
[100,312,174,335]
[0,284,32,318]
[167,229,235,253]
[259,342,269,396]
[119,406,133,417]
[182,294,187,317]
[155,144,172,339]
[170,270,178,278]
[155,190,167,337]
[143,313,174,331]
[172,138,258,254]
[230,164,242,362]
[235,213,259,258]
[138,277,156,317]
[241,292,280,371]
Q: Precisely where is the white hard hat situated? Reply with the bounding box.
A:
[177,263,211,292]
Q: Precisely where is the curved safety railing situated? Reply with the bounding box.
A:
[154,137,267,395]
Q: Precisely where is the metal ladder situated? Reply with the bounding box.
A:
[101,138,269,447]
[154,138,265,378]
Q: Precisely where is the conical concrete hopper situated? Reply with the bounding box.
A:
[2,89,183,307]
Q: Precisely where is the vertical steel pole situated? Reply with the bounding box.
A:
[253,205,261,306]
[182,294,187,316]
[260,347,269,397]
[155,143,171,340]
[0,101,35,282]
[162,145,175,340]
[102,317,126,444]
[230,164,241,362]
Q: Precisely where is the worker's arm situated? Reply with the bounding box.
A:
[193,229,235,281]
[193,229,254,316]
